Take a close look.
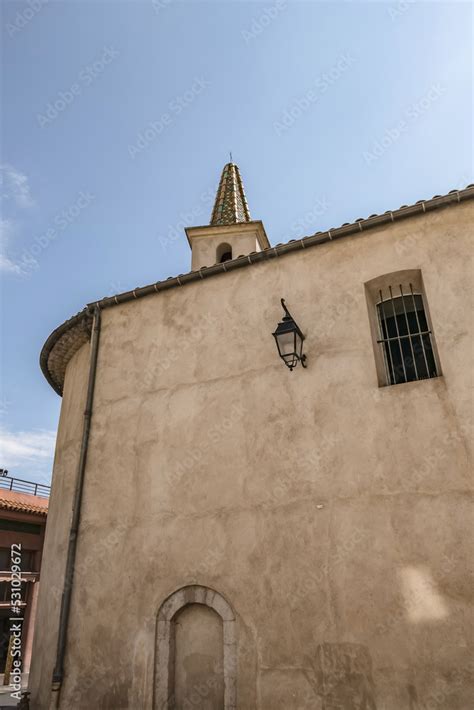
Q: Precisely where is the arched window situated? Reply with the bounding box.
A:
[216,243,232,263]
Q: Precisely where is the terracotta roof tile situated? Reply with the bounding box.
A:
[0,489,48,516]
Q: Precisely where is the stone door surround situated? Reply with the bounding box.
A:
[154,585,237,709]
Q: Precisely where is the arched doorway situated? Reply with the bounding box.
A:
[154,585,237,709]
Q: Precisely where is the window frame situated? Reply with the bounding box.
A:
[365,269,441,388]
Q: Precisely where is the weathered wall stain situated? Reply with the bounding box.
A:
[303,643,377,710]
[407,683,418,710]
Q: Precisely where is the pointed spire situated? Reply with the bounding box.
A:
[210,162,251,226]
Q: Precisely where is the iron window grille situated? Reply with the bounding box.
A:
[376,284,438,385]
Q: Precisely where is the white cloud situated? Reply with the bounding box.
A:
[0,218,24,274]
[0,164,34,209]
[0,165,35,274]
[0,217,15,242]
[0,427,56,481]
[0,253,23,275]
[1,181,33,274]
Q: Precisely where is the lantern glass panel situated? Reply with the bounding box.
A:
[277,331,296,358]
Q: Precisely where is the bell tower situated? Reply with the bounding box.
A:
[185,162,270,270]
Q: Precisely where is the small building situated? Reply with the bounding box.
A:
[0,476,49,684]
[29,166,473,709]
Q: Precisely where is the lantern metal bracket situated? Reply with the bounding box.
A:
[280,298,292,320]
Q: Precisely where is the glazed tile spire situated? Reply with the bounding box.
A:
[210,162,251,226]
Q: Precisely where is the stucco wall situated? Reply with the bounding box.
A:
[30,201,473,709]
[28,343,91,709]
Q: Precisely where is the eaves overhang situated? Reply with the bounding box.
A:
[40,185,474,396]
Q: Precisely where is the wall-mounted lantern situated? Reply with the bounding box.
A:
[272,299,307,371]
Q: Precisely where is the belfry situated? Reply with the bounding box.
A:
[186,162,270,270]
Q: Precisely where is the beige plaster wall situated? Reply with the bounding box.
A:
[190,231,260,270]
[28,343,91,709]
[30,201,473,709]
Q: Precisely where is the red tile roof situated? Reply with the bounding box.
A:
[0,489,48,516]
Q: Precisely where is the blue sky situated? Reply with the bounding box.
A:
[1,0,472,485]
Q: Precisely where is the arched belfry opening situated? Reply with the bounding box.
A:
[154,585,237,709]
[217,242,232,263]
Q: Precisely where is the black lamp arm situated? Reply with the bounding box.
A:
[281,298,292,320]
